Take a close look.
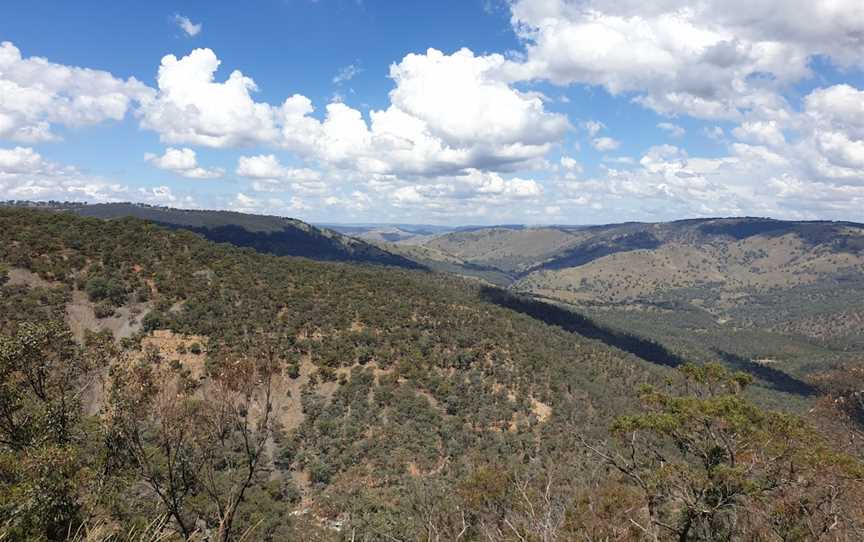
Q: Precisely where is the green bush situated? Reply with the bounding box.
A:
[93,301,116,319]
[84,275,127,306]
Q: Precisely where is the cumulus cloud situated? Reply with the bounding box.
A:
[550,112,864,223]
[0,146,128,202]
[0,146,43,173]
[230,192,307,214]
[385,48,567,149]
[0,41,152,143]
[796,84,864,180]
[145,147,224,179]
[0,146,202,208]
[323,191,372,212]
[732,120,785,147]
[174,15,202,37]
[138,48,280,148]
[506,0,864,119]
[236,154,325,193]
[5,22,864,223]
[135,185,198,207]
[138,47,568,178]
[385,169,543,219]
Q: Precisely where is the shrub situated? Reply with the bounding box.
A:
[93,301,116,319]
[84,275,127,306]
[141,311,166,332]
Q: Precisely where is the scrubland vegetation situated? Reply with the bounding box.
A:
[1,208,863,541]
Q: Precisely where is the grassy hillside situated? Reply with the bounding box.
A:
[424,226,583,273]
[367,241,517,287]
[412,218,864,379]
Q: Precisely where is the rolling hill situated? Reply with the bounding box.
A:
[0,207,666,540]
[1,208,861,540]
[3,202,423,269]
[394,218,864,378]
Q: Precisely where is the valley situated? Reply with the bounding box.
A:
[363,218,864,386]
[1,206,863,540]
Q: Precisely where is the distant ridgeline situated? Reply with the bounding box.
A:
[1,201,423,269]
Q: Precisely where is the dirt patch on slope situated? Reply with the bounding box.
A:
[141,329,209,379]
[6,268,60,288]
[65,290,150,342]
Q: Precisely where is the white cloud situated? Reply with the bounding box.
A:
[323,190,372,211]
[5,30,864,223]
[0,146,204,208]
[0,146,43,173]
[804,85,864,138]
[0,146,128,202]
[235,154,285,179]
[506,0,864,119]
[560,155,581,172]
[602,155,635,165]
[732,120,785,147]
[236,154,325,193]
[314,47,570,176]
[333,64,360,84]
[0,41,153,143]
[582,120,604,137]
[386,169,543,217]
[794,84,864,181]
[230,192,307,214]
[174,15,202,37]
[136,185,198,208]
[138,48,280,148]
[592,136,620,151]
[386,49,567,149]
[550,115,864,222]
[657,122,686,138]
[145,147,224,179]
[138,47,568,178]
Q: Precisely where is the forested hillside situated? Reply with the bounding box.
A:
[2,202,422,269]
[1,208,863,541]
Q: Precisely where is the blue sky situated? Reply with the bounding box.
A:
[1,0,863,225]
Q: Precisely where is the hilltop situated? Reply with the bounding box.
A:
[3,201,422,269]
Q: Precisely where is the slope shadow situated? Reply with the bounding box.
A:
[714,350,817,396]
[479,287,684,368]
[158,223,426,270]
[480,287,817,396]
[535,231,662,272]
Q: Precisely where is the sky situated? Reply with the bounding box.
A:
[1,0,864,225]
